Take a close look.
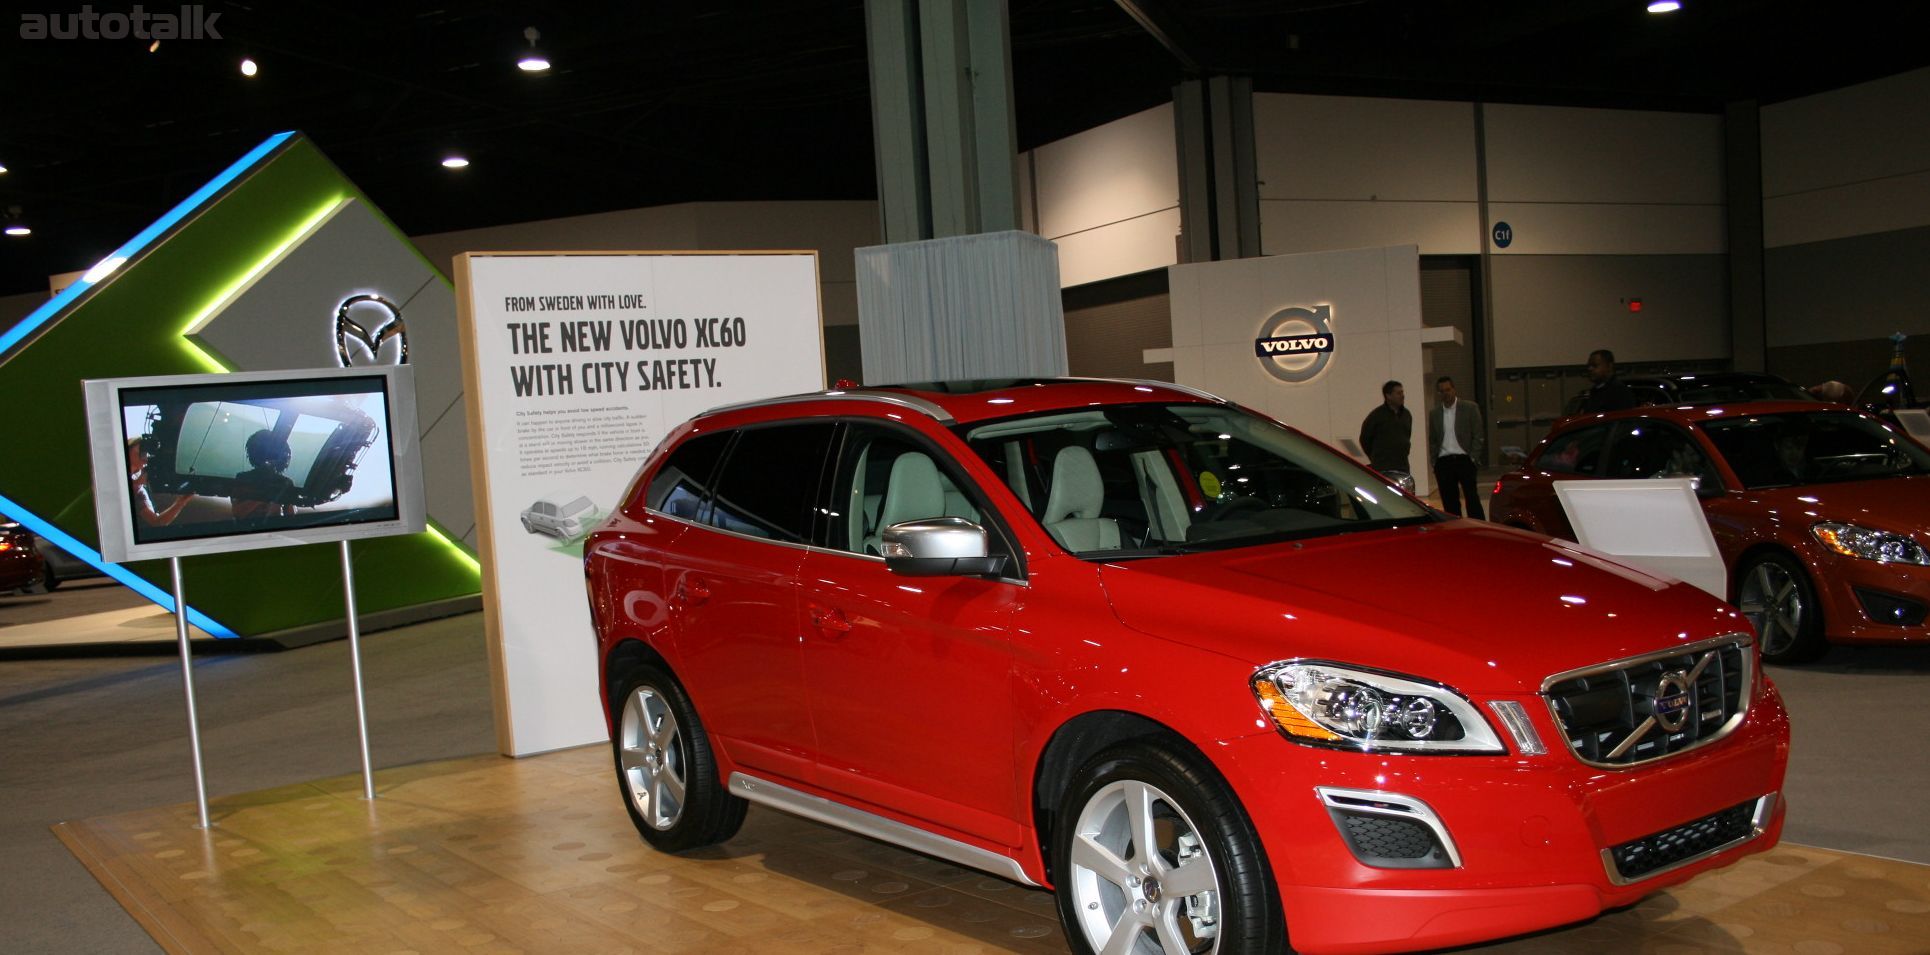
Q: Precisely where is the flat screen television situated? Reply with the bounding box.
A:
[84,366,426,561]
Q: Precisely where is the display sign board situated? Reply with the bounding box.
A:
[83,366,427,562]
[456,251,825,756]
[1554,478,1726,598]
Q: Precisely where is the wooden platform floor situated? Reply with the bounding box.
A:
[53,746,1930,954]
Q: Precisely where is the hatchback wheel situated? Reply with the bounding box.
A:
[1055,742,1284,955]
[1737,553,1826,664]
[612,664,746,851]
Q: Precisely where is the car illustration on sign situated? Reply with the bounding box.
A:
[584,378,1790,955]
[522,494,597,540]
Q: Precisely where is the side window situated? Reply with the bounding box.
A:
[1537,424,1610,475]
[828,425,984,556]
[1604,420,1720,489]
[646,430,732,520]
[705,423,834,544]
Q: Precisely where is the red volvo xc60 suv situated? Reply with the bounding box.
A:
[585,378,1790,955]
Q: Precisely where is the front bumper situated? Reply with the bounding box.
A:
[1212,680,1791,955]
[1814,553,1930,644]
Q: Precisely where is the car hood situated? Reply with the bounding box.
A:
[1746,475,1930,538]
[1097,521,1749,695]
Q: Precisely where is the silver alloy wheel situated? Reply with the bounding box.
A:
[618,686,686,830]
[1069,779,1222,955]
[1739,560,1806,658]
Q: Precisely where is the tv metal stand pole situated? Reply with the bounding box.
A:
[169,557,210,829]
[341,539,376,800]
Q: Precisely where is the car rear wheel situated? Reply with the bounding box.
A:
[612,664,746,851]
[1055,741,1284,955]
[1737,552,1826,664]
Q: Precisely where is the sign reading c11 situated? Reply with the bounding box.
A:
[1254,305,1337,384]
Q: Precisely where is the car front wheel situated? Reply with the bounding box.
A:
[1737,552,1826,664]
[1055,741,1285,955]
[611,664,747,851]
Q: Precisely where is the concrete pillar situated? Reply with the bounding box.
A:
[1174,76,1259,263]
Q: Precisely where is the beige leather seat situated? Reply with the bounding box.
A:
[1043,446,1121,552]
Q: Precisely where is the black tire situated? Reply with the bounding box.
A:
[41,565,60,591]
[609,664,747,851]
[1736,552,1827,664]
[1054,740,1285,955]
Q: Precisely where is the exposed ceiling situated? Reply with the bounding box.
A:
[2,0,1925,296]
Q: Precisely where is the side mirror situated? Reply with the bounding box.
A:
[881,517,1007,577]
[1382,469,1417,494]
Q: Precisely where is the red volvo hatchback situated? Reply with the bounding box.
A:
[1491,401,1930,664]
[585,379,1790,955]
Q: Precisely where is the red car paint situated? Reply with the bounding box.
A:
[588,380,1790,954]
[1492,401,1930,649]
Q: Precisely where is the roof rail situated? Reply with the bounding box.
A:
[1063,376,1231,406]
[696,389,955,424]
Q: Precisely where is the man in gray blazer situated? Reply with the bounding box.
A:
[1427,376,1486,519]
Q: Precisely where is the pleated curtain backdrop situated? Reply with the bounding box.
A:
[854,230,1069,385]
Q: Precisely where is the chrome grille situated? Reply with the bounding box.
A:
[1542,635,1752,768]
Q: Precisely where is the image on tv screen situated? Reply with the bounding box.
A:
[119,375,399,546]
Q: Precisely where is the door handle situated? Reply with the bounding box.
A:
[808,606,853,633]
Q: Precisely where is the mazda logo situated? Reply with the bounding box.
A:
[335,293,408,367]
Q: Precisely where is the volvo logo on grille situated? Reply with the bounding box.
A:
[1652,671,1694,733]
[1254,305,1337,383]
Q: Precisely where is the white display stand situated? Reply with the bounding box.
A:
[1553,478,1727,598]
[1892,408,1930,447]
[455,251,826,757]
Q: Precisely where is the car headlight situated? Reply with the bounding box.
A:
[1812,522,1930,565]
[1250,661,1505,754]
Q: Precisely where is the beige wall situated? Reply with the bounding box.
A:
[1023,105,1180,288]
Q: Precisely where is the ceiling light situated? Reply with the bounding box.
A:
[0,162,8,174]
[240,57,259,77]
[1646,1,1681,12]
[4,206,27,236]
[517,26,550,72]
[441,156,471,169]
[148,39,160,53]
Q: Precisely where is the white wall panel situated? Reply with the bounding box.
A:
[1260,199,1479,255]
[1765,168,1930,249]
[1054,209,1181,288]
[1486,202,1726,255]
[1485,104,1723,205]
[1253,94,1477,201]
[1033,105,1178,240]
[1762,67,1930,199]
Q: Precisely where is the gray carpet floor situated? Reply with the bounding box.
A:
[0,606,1925,954]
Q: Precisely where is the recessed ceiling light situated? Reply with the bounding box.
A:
[518,26,550,72]
[441,156,471,169]
[4,224,30,237]
[240,57,259,77]
[1647,0,1681,12]
[0,162,9,174]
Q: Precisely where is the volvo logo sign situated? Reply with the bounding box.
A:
[1652,671,1694,734]
[334,293,408,367]
[1254,305,1336,384]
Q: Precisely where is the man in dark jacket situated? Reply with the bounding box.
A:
[1359,380,1411,476]
[1579,349,1639,413]
[1428,376,1486,519]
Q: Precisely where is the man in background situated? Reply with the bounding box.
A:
[1428,376,1486,519]
[1580,348,1639,413]
[1359,380,1412,478]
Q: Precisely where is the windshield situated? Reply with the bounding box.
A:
[1701,411,1930,489]
[957,403,1433,557]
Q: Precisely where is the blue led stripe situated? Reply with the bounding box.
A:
[0,134,293,639]
[0,492,238,639]
[0,131,295,358]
